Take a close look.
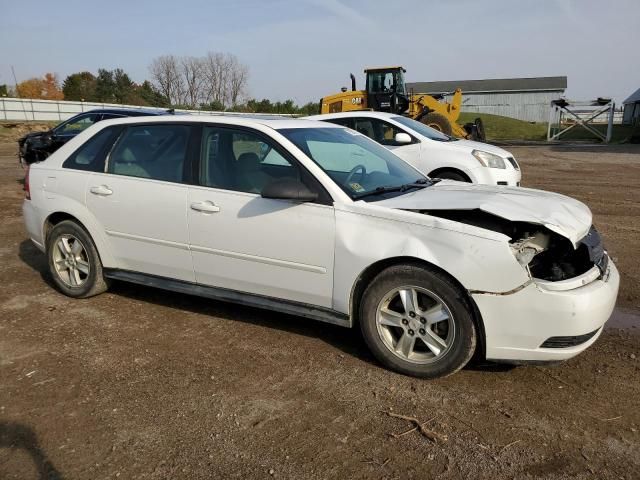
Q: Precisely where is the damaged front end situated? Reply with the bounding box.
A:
[421,209,609,285]
[514,225,608,282]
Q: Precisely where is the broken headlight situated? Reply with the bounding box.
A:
[512,227,604,282]
[510,232,550,268]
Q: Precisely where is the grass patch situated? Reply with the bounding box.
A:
[458,113,638,143]
[549,123,638,143]
[0,121,56,142]
[458,112,547,141]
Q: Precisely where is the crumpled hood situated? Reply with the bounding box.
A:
[371,180,592,246]
[18,130,48,146]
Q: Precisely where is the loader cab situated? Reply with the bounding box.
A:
[365,67,410,115]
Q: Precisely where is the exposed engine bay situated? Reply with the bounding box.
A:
[420,209,608,282]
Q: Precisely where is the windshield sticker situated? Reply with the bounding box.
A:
[349,182,365,192]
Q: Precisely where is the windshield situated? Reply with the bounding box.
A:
[367,70,407,95]
[391,116,456,142]
[278,127,428,201]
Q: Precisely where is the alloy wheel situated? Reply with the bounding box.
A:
[52,234,91,288]
[375,286,455,364]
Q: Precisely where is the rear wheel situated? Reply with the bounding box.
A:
[359,264,476,378]
[47,220,109,298]
[420,112,453,136]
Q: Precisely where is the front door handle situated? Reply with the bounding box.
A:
[190,201,221,213]
[90,185,113,196]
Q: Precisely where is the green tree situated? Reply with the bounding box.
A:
[297,101,320,116]
[113,68,138,104]
[246,98,274,113]
[200,99,226,111]
[0,84,8,96]
[62,71,97,101]
[94,69,116,103]
[225,103,252,113]
[138,81,169,107]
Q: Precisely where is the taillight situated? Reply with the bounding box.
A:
[24,165,31,200]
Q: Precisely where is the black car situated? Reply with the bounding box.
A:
[18,108,172,165]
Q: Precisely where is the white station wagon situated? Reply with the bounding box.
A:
[23,116,619,378]
[308,111,521,186]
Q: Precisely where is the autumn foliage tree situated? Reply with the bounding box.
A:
[43,73,64,100]
[16,73,64,100]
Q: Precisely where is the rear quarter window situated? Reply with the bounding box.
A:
[62,127,120,172]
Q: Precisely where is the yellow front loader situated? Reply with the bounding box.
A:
[319,66,484,141]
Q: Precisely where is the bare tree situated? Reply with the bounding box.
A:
[227,55,249,107]
[180,56,205,108]
[150,52,249,109]
[149,55,185,105]
[202,52,229,108]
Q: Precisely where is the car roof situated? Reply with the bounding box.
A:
[84,108,167,116]
[95,114,344,131]
[306,111,400,121]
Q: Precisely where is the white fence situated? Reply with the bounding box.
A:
[0,97,293,122]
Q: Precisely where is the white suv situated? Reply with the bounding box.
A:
[23,116,618,378]
[307,111,521,186]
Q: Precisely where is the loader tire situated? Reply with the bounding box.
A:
[474,117,486,142]
[420,112,453,136]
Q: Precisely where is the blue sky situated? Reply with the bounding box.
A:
[1,0,638,103]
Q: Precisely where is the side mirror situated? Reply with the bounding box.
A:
[394,132,412,144]
[261,178,318,203]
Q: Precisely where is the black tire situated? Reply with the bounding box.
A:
[474,117,486,142]
[433,169,470,182]
[46,220,109,298]
[359,264,476,378]
[420,112,453,136]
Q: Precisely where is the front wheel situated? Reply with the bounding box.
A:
[434,170,470,182]
[360,265,476,378]
[47,220,109,298]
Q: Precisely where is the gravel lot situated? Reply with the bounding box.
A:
[1,141,639,479]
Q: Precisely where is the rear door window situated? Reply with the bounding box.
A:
[107,124,191,183]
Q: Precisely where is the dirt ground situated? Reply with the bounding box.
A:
[0,140,639,480]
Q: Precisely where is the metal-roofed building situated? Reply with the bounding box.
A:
[407,76,567,122]
[622,87,640,125]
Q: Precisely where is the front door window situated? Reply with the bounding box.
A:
[199,126,300,194]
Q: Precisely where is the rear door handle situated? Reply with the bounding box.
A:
[90,185,113,196]
[190,201,220,213]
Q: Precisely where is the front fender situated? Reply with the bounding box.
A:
[332,204,529,314]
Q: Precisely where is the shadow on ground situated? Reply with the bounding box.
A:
[17,239,515,375]
[0,422,63,480]
[18,240,51,287]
